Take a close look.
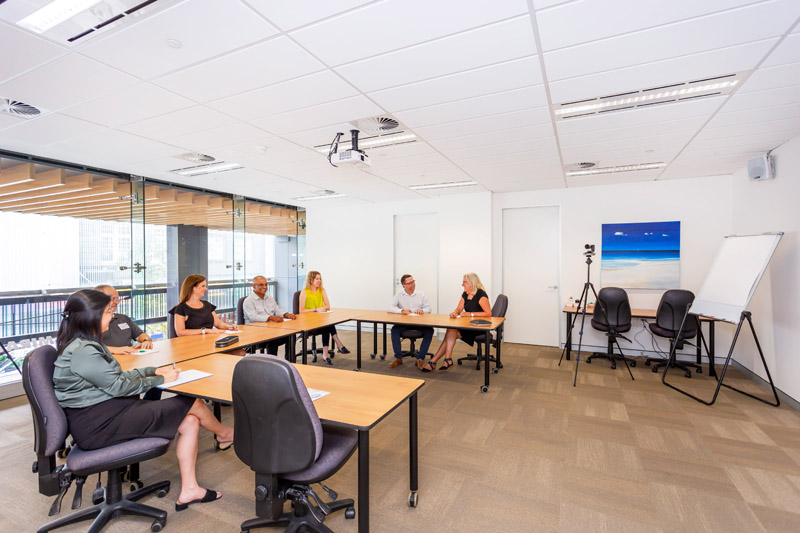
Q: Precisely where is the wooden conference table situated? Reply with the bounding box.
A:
[561,305,717,377]
[353,311,506,392]
[117,324,423,533]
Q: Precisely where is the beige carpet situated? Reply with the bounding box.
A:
[2,332,800,532]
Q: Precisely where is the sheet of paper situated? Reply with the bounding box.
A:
[317,310,333,313]
[224,330,241,334]
[133,348,158,355]
[158,369,212,389]
[307,388,330,401]
[406,313,420,316]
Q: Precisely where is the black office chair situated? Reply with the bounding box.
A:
[586,287,636,369]
[232,355,356,532]
[237,296,247,326]
[644,289,703,378]
[167,312,177,339]
[399,329,432,360]
[457,294,508,371]
[293,290,334,363]
[22,345,172,533]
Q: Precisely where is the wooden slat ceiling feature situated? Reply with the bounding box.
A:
[0,158,296,235]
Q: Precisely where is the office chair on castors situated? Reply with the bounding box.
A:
[586,287,636,369]
[399,329,432,359]
[645,289,703,378]
[232,355,356,532]
[457,294,508,371]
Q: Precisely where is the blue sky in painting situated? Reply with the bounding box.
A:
[602,221,680,252]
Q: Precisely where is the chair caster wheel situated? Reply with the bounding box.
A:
[151,520,165,532]
[497,362,503,369]
[32,461,38,473]
[644,360,651,366]
[312,355,317,363]
[481,385,489,393]
[696,368,702,374]
[345,506,356,519]
[380,354,386,360]
[652,367,658,373]
[408,491,418,507]
[630,361,636,367]
[685,372,692,378]
[493,368,499,374]
[476,366,481,371]
[457,360,462,365]
[586,359,591,364]
[611,364,616,370]
[156,488,169,498]
[370,354,376,359]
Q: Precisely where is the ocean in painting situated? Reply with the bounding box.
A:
[601,222,680,289]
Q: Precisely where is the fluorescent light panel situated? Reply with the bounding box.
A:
[408,180,477,191]
[566,163,665,177]
[170,161,244,177]
[293,194,346,201]
[315,133,416,153]
[17,0,104,34]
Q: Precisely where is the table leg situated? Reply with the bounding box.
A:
[357,321,362,370]
[496,325,503,369]
[409,392,418,507]
[370,322,377,359]
[213,401,221,421]
[482,332,490,393]
[302,331,307,365]
[358,430,369,533]
[709,321,717,378]
[289,333,296,363]
[565,311,573,360]
[382,323,387,358]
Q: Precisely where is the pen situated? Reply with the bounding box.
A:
[172,362,176,370]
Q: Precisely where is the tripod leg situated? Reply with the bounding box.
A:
[559,283,592,366]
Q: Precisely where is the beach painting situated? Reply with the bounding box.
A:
[601,221,680,289]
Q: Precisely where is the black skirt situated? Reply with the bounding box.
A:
[459,329,482,346]
[64,394,194,451]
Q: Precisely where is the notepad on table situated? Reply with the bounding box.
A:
[307,388,330,402]
[224,330,241,334]
[158,369,213,389]
[133,348,158,354]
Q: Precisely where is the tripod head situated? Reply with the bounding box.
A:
[583,243,595,264]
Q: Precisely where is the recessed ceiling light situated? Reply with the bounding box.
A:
[408,180,477,191]
[553,73,744,120]
[293,193,347,201]
[170,161,244,177]
[566,163,665,177]
[17,0,105,34]
[165,38,182,49]
[315,132,416,153]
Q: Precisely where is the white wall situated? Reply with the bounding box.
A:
[729,134,800,401]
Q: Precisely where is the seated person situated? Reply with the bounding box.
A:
[169,274,245,356]
[423,272,492,372]
[54,289,234,512]
[298,270,349,365]
[242,275,295,356]
[388,274,433,370]
[95,284,161,400]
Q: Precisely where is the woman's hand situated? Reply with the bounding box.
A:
[449,311,459,319]
[137,340,154,350]
[109,345,136,355]
[155,366,180,382]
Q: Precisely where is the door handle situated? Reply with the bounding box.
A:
[547,285,558,289]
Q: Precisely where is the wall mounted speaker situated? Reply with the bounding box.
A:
[747,155,774,181]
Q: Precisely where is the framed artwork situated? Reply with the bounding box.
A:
[601,221,680,289]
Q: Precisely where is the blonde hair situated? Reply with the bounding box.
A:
[463,272,485,295]
[179,274,206,304]
[304,271,323,291]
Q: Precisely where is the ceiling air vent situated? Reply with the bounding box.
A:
[354,116,400,134]
[0,97,46,119]
[175,152,215,163]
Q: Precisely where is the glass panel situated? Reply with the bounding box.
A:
[129,177,147,334]
[232,196,246,322]
[296,209,307,292]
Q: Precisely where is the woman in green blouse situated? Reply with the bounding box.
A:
[53,289,234,512]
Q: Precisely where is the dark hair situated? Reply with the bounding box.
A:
[400,274,413,285]
[179,274,206,304]
[56,289,111,354]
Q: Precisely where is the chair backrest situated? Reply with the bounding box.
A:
[292,290,301,315]
[492,294,509,318]
[22,345,68,458]
[167,312,177,339]
[593,287,631,328]
[655,289,697,335]
[232,355,322,474]
[237,296,247,325]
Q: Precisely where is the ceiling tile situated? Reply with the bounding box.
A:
[416,107,552,142]
[251,96,384,135]
[118,106,237,139]
[708,102,800,127]
[537,0,758,52]
[567,169,661,187]
[396,85,547,128]
[0,53,138,111]
[721,84,800,113]
[153,37,324,102]
[81,0,278,79]
[548,39,777,104]
[761,32,800,67]
[48,129,182,166]
[686,130,796,150]
[334,16,537,93]
[167,123,271,151]
[0,112,26,131]
[61,83,195,127]
[246,0,375,31]
[207,70,358,121]
[559,115,707,148]
[697,117,800,141]
[542,0,800,81]
[428,123,555,152]
[290,0,529,66]
[739,62,800,93]
[0,113,105,148]
[368,56,542,112]
[442,138,558,161]
[0,22,66,84]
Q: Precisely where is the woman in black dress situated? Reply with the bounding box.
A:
[54,289,234,511]
[423,272,492,371]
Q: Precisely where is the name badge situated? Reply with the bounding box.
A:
[118,322,130,330]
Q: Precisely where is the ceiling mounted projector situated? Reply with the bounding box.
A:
[327,130,371,168]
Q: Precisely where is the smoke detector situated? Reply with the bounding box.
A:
[0,97,46,119]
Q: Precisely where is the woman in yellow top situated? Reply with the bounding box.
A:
[298,271,349,365]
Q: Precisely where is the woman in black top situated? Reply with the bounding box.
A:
[423,272,492,371]
[169,274,236,335]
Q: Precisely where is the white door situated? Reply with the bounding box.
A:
[394,214,438,313]
[502,206,560,346]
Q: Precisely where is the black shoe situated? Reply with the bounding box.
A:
[339,346,351,354]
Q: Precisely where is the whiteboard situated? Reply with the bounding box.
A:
[692,233,782,324]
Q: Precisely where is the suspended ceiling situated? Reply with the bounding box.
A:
[0,0,799,208]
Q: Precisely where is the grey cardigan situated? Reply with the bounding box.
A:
[53,338,164,409]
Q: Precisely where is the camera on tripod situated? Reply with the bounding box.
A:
[583,243,595,257]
